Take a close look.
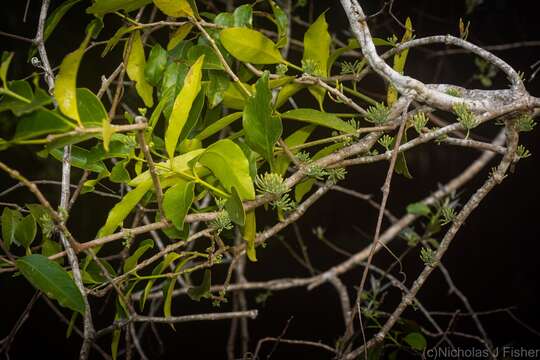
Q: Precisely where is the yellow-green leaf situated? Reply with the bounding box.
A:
[153,0,193,17]
[281,108,356,133]
[388,17,413,106]
[163,180,194,230]
[98,180,152,237]
[303,13,331,109]
[129,148,205,187]
[165,55,204,159]
[167,23,193,50]
[244,211,257,261]
[126,31,154,108]
[198,139,255,200]
[220,28,283,64]
[55,31,92,125]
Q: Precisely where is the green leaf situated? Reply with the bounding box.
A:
[0,80,53,116]
[403,332,427,351]
[98,180,153,237]
[2,207,22,250]
[198,139,255,200]
[187,269,211,301]
[16,254,85,314]
[406,202,430,216]
[205,70,229,108]
[224,187,245,226]
[165,55,204,159]
[109,160,131,183]
[55,29,92,126]
[144,44,168,86]
[111,328,121,360]
[270,1,288,48]
[187,44,223,70]
[164,255,194,324]
[101,25,140,57]
[140,253,181,310]
[195,112,242,141]
[124,239,154,273]
[126,31,154,107]
[163,180,195,230]
[15,214,37,250]
[220,28,283,64]
[303,13,330,76]
[167,24,193,51]
[275,82,305,109]
[243,72,282,170]
[13,109,73,140]
[275,125,315,176]
[41,238,63,264]
[244,211,257,262]
[129,148,205,187]
[87,0,152,16]
[281,109,356,133]
[77,88,108,126]
[388,17,413,106]
[153,0,193,17]
[303,13,331,108]
[233,4,253,28]
[0,51,14,86]
[50,146,108,173]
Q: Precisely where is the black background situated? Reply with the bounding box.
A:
[1,0,539,358]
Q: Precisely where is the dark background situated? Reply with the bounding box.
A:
[1,0,539,358]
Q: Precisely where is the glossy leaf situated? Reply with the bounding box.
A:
[16,254,85,314]
[0,51,14,86]
[281,109,356,133]
[233,4,253,28]
[87,0,152,16]
[129,148,205,187]
[303,13,331,108]
[0,80,52,116]
[50,145,108,173]
[163,180,195,230]
[244,211,257,262]
[224,187,245,226]
[406,202,430,216]
[153,0,193,17]
[140,253,182,310]
[144,44,168,87]
[403,332,427,351]
[220,28,283,64]
[126,31,154,107]
[270,1,288,48]
[77,88,108,126]
[275,82,305,109]
[187,269,211,301]
[195,112,242,140]
[2,207,22,250]
[55,30,92,125]
[303,13,331,77]
[388,17,413,106]
[198,139,255,200]
[13,109,73,140]
[167,24,192,51]
[164,255,194,323]
[243,72,282,170]
[124,239,154,273]
[15,214,37,250]
[102,25,140,57]
[165,55,204,159]
[98,180,153,237]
